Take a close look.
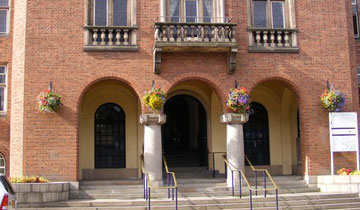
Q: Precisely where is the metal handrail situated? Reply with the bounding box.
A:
[245,155,279,210]
[222,155,279,210]
[140,155,178,210]
[245,155,278,196]
[208,151,226,178]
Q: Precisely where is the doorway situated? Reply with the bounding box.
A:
[162,95,208,167]
[95,103,126,168]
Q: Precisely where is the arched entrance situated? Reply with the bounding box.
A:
[95,103,126,168]
[162,94,208,167]
[249,80,300,175]
[244,102,270,166]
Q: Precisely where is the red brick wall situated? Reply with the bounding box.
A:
[0,0,13,176]
[0,0,356,180]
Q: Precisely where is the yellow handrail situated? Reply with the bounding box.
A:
[140,155,178,189]
[223,157,251,188]
[245,155,278,189]
[163,156,178,188]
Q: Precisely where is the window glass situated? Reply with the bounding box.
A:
[0,0,8,7]
[94,0,107,26]
[0,87,3,111]
[170,0,180,22]
[0,10,7,33]
[0,75,5,84]
[203,0,212,23]
[354,14,359,37]
[185,0,197,23]
[0,66,4,74]
[253,0,267,28]
[353,0,357,13]
[113,0,127,26]
[272,2,284,28]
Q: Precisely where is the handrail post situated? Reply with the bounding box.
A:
[264,171,267,197]
[212,153,215,178]
[249,189,253,210]
[224,162,227,179]
[276,189,279,210]
[145,177,148,200]
[239,171,242,198]
[171,176,174,200]
[231,171,234,196]
[255,171,258,196]
[176,187,178,210]
[148,187,151,210]
[143,173,145,199]
[167,173,170,199]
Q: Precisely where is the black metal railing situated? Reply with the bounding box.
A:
[141,155,178,210]
[208,151,226,178]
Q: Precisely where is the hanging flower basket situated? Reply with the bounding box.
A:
[226,87,251,114]
[320,84,345,112]
[37,90,62,113]
[142,85,166,113]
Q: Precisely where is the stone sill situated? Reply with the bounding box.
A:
[0,33,9,38]
[154,41,238,52]
[83,45,139,52]
[248,46,299,53]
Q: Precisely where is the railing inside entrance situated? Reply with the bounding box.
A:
[208,151,226,178]
[140,155,178,210]
[222,155,279,210]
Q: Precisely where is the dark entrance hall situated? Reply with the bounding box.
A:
[162,95,208,167]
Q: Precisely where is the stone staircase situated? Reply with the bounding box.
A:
[18,167,360,209]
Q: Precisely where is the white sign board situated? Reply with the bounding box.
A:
[329,112,359,175]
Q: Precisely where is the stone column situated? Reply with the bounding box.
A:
[140,113,166,187]
[160,0,166,22]
[221,113,249,187]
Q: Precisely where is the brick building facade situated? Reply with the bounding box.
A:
[0,0,359,181]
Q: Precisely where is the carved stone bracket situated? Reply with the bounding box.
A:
[220,113,249,124]
[140,113,166,125]
[228,47,237,74]
[153,48,162,74]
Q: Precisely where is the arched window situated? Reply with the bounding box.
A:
[0,154,5,175]
[244,102,270,165]
[95,103,126,168]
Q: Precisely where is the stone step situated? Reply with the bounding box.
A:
[79,183,311,195]
[17,193,360,209]
[80,180,142,186]
[78,187,320,199]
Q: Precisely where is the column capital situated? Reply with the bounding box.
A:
[140,113,166,125]
[221,113,249,124]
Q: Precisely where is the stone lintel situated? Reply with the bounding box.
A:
[221,113,249,124]
[140,113,166,125]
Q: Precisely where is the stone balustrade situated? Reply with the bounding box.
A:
[248,28,299,52]
[153,21,238,74]
[84,26,138,52]
[154,22,237,43]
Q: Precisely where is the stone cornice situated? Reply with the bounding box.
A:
[140,113,167,125]
[220,113,249,124]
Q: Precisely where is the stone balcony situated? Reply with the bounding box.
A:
[83,26,138,52]
[153,20,238,74]
[247,28,299,53]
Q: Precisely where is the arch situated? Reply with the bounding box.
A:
[0,153,5,175]
[77,79,140,180]
[244,102,270,166]
[163,74,226,109]
[94,103,126,168]
[249,76,305,105]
